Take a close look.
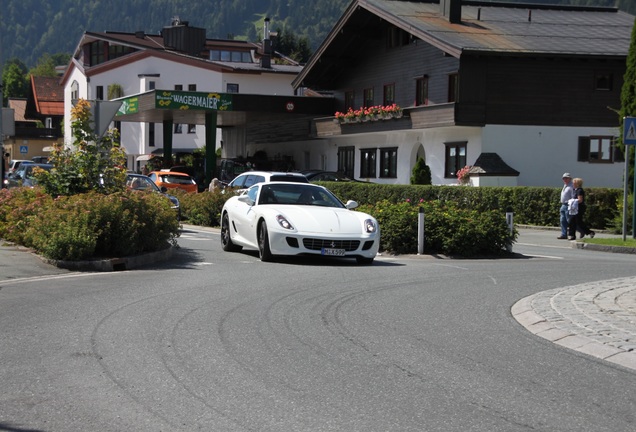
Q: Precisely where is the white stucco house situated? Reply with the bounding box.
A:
[282,0,634,188]
[60,17,308,179]
[59,1,635,189]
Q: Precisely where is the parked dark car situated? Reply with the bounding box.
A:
[300,170,365,182]
[126,173,181,220]
[3,163,53,188]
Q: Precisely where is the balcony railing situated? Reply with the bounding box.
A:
[13,127,62,139]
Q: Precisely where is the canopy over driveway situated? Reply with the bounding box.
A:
[114,89,334,184]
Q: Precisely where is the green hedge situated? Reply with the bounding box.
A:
[321,183,621,230]
[0,188,179,261]
[3,183,619,260]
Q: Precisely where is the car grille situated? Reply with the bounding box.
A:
[303,238,361,251]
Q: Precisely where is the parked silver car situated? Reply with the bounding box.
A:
[3,163,53,188]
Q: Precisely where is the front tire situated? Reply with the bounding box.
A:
[221,212,241,252]
[258,221,273,262]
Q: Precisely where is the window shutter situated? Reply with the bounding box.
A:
[577,137,590,162]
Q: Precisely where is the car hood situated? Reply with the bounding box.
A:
[269,205,371,234]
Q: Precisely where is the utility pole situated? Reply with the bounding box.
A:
[0,83,5,186]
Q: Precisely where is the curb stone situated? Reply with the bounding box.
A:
[42,246,176,272]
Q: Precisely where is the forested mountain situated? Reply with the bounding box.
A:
[1,0,635,69]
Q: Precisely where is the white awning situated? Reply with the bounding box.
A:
[135,154,154,162]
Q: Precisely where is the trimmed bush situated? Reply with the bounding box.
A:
[358,199,515,257]
[323,183,621,230]
[173,189,236,226]
[0,188,179,261]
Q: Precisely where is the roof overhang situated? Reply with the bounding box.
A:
[113,89,334,126]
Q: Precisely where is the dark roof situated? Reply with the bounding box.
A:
[369,0,633,56]
[71,30,301,77]
[294,0,634,89]
[468,152,519,176]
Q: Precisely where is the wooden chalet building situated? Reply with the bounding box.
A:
[277,0,634,187]
[3,76,64,163]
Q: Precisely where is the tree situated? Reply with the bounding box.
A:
[27,53,70,78]
[1,58,29,105]
[410,156,432,185]
[619,16,636,192]
[273,27,312,63]
[36,99,127,196]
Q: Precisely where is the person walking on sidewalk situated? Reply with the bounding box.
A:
[558,172,574,239]
[568,177,595,240]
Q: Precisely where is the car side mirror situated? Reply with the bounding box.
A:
[238,194,255,206]
[345,200,358,210]
[161,186,168,193]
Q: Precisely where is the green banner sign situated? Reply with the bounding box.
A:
[155,90,232,111]
[116,96,139,116]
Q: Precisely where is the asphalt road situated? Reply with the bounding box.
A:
[1,228,635,431]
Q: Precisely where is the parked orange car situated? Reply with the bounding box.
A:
[148,171,198,193]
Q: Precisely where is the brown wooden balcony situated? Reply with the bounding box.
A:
[313,103,456,138]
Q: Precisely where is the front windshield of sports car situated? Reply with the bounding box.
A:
[258,183,345,208]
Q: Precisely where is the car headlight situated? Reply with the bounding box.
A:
[364,219,377,233]
[276,215,294,230]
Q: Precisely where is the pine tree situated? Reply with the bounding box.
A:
[410,156,432,185]
[619,16,636,192]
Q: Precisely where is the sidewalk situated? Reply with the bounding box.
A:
[512,227,636,372]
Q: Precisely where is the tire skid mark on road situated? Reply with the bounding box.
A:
[88,287,247,431]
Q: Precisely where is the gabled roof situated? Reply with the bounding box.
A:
[62,26,302,86]
[293,0,634,89]
[468,152,519,176]
[28,76,64,116]
[8,98,35,123]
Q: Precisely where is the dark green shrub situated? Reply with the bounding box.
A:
[326,183,620,230]
[411,156,432,185]
[174,189,236,226]
[1,189,180,261]
[358,199,515,257]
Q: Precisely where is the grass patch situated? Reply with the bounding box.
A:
[583,238,636,247]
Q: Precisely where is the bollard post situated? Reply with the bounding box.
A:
[418,206,425,255]
[505,207,514,252]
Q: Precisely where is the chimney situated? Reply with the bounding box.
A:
[440,0,462,24]
[261,18,272,69]
[161,19,206,57]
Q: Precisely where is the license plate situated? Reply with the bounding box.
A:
[322,248,345,256]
